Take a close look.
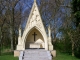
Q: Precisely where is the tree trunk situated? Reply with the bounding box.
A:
[72,41,74,56]
[0,27,2,55]
[53,19,56,43]
[10,8,15,51]
[12,8,15,50]
[68,32,74,56]
[0,27,1,55]
[8,13,14,52]
[10,26,14,51]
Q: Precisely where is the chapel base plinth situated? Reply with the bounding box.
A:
[48,45,53,51]
[17,45,24,50]
[50,50,56,57]
[14,50,20,57]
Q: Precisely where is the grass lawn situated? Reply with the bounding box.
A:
[0,47,18,60]
[0,49,18,60]
[0,55,18,60]
[0,50,80,60]
[53,51,80,60]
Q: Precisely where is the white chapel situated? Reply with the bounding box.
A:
[16,0,53,51]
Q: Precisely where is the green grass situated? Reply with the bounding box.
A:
[53,51,80,60]
[0,50,18,60]
[0,55,18,60]
[0,49,80,60]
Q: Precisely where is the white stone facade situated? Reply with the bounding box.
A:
[16,0,53,51]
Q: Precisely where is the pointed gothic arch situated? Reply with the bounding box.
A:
[24,26,44,42]
[25,26,45,49]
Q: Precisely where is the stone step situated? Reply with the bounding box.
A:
[23,57,52,60]
[24,49,46,51]
[23,54,50,57]
[25,49,45,50]
[23,56,50,58]
[25,50,47,52]
[24,52,51,56]
[24,50,51,53]
[23,58,51,60]
[24,51,49,53]
[24,52,47,54]
[24,52,48,55]
[24,54,49,56]
[24,51,47,53]
[24,55,49,57]
[23,59,50,60]
[22,49,52,60]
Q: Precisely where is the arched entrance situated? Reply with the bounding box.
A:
[25,28,44,49]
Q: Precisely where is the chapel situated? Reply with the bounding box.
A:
[16,0,53,51]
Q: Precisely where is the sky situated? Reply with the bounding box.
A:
[16,0,72,39]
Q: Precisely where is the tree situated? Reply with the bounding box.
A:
[0,0,24,52]
[72,0,80,58]
[72,0,80,27]
[5,0,20,51]
[0,0,6,55]
[38,0,64,44]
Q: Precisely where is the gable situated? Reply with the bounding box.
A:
[25,2,43,29]
[21,1,48,42]
[24,1,46,33]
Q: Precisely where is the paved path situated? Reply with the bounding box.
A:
[22,49,52,60]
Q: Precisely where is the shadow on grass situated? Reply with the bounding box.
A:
[1,52,13,56]
[0,48,14,56]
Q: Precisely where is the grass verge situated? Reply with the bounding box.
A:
[0,50,18,60]
[0,55,18,60]
[53,51,80,60]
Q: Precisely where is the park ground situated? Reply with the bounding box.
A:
[53,51,80,60]
[0,50,80,60]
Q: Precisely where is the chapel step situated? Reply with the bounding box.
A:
[23,58,51,60]
[24,52,48,54]
[22,49,52,60]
